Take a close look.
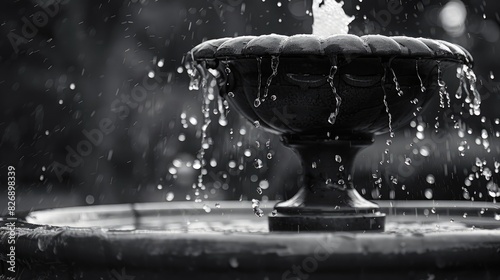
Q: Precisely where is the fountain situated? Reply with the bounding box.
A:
[2,1,500,279]
[186,34,475,232]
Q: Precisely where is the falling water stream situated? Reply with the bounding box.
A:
[187,49,488,217]
[254,57,263,108]
[327,65,341,125]
[263,56,280,101]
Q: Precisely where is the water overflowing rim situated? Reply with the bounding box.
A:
[188,34,473,66]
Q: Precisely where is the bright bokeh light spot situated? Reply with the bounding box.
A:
[439,0,467,37]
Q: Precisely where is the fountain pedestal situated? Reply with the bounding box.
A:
[269,134,385,231]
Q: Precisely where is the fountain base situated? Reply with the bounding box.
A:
[269,212,385,232]
[269,186,385,232]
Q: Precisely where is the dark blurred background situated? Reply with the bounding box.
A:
[0,0,499,214]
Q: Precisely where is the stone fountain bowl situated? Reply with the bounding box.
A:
[189,34,472,137]
[188,34,476,233]
[1,201,500,280]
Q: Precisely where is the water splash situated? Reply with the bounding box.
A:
[390,67,403,96]
[263,56,280,101]
[251,199,264,217]
[186,53,201,91]
[327,65,341,125]
[456,64,481,116]
[254,57,263,107]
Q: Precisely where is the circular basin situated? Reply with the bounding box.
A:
[1,201,500,279]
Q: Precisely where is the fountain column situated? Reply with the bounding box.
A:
[269,134,386,232]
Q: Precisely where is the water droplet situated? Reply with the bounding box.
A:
[386,139,392,146]
[259,180,269,190]
[229,257,239,268]
[312,162,317,169]
[391,176,398,184]
[328,112,338,125]
[271,95,277,101]
[85,195,95,204]
[253,98,261,107]
[424,188,433,199]
[165,192,174,201]
[256,187,263,194]
[69,83,76,90]
[335,155,342,163]
[251,199,264,217]
[244,149,252,157]
[253,120,260,128]
[487,181,500,197]
[267,152,273,159]
[203,204,212,213]
[271,210,278,216]
[215,203,221,208]
[228,92,234,97]
[404,156,412,166]
[426,174,435,184]
[253,159,263,169]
